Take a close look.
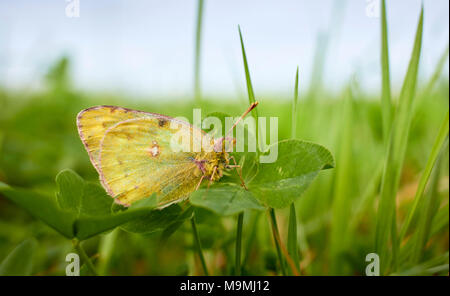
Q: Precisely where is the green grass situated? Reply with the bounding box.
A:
[287,67,301,275]
[375,6,424,274]
[194,0,205,105]
[330,86,354,275]
[380,0,393,144]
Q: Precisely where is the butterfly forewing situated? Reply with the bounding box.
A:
[99,116,210,207]
[77,105,217,207]
[77,106,149,171]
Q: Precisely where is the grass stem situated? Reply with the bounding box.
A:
[190,215,209,275]
[399,111,449,241]
[287,203,301,275]
[194,0,205,105]
[375,7,423,274]
[243,212,260,266]
[97,228,119,276]
[268,209,287,275]
[380,0,393,143]
[73,239,98,276]
[291,66,299,138]
[235,212,244,275]
[287,67,301,275]
[238,25,260,153]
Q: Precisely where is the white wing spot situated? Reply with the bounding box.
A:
[151,146,159,156]
[148,141,160,157]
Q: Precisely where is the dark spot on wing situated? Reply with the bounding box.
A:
[158,118,168,127]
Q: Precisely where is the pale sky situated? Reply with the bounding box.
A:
[0,0,448,99]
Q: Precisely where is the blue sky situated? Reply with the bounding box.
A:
[0,0,448,100]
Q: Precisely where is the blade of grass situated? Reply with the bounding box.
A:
[399,111,449,242]
[238,27,256,107]
[0,132,3,157]
[380,0,392,143]
[268,208,300,276]
[375,7,424,274]
[190,215,209,275]
[409,137,448,265]
[0,239,37,276]
[238,25,260,152]
[288,67,301,275]
[390,207,399,271]
[287,204,301,274]
[193,0,205,105]
[330,86,353,275]
[242,211,260,267]
[349,162,384,230]
[392,252,449,276]
[268,209,287,275]
[413,45,449,125]
[235,212,244,275]
[72,238,98,276]
[291,66,300,137]
[420,44,449,101]
[97,228,119,275]
[238,26,299,276]
[308,0,346,99]
[235,25,257,276]
[399,202,449,265]
[430,204,450,236]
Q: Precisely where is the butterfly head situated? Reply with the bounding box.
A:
[193,150,229,181]
[194,102,259,183]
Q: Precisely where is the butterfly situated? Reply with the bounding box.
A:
[77,103,258,208]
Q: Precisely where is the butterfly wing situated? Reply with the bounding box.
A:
[77,106,149,171]
[98,116,209,207]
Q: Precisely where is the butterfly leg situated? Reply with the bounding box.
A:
[195,174,206,191]
[207,166,217,189]
[229,156,248,190]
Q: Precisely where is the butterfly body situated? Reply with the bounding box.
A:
[77,105,230,208]
[192,151,228,180]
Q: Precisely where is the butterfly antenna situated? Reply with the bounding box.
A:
[225,101,259,137]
